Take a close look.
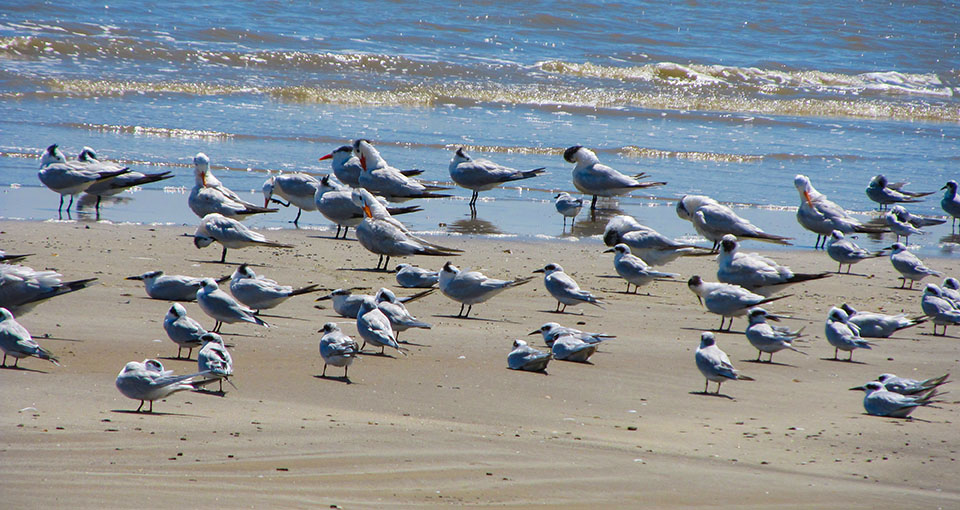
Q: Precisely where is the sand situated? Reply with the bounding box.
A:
[1,219,958,509]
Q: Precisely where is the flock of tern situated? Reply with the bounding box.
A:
[4,141,958,419]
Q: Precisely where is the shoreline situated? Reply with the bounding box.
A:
[2,219,959,508]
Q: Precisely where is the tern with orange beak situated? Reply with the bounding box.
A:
[794,174,887,249]
[189,153,278,218]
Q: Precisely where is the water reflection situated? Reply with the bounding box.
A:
[446,212,502,235]
[566,200,625,238]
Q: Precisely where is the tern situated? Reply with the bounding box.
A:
[849,381,942,418]
[941,180,960,231]
[676,194,791,249]
[115,359,204,413]
[448,147,545,207]
[192,212,294,263]
[507,339,552,372]
[534,263,604,313]
[188,153,277,218]
[196,278,268,333]
[0,263,96,315]
[825,230,884,273]
[374,287,431,339]
[314,175,421,239]
[37,144,131,216]
[877,373,950,395]
[551,334,598,362]
[604,243,678,294]
[884,206,926,244]
[394,263,439,288]
[319,144,424,189]
[921,284,960,336]
[825,307,874,361]
[695,332,754,394]
[196,333,233,392]
[316,287,434,319]
[318,322,360,380]
[229,264,321,313]
[126,270,229,301]
[865,174,932,210]
[794,174,887,249]
[839,303,925,338]
[887,242,941,289]
[163,303,208,359]
[554,192,583,229]
[687,275,791,331]
[352,187,461,270]
[261,173,321,226]
[439,262,534,318]
[528,322,614,347]
[603,215,712,266]
[941,278,960,306]
[78,147,173,216]
[0,307,59,368]
[563,145,665,210]
[717,234,830,294]
[356,296,404,355]
[353,139,450,200]
[744,308,806,362]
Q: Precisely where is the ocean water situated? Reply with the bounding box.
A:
[1,1,958,256]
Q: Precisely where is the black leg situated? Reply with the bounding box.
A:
[220,246,227,263]
[294,208,302,226]
[590,195,598,210]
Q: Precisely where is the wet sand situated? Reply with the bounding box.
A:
[1,219,958,509]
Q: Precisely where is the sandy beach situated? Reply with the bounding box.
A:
[1,219,958,509]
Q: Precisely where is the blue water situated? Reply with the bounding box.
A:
[1,1,958,256]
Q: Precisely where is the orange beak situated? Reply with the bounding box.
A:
[318,153,332,162]
[200,172,206,187]
[362,204,372,218]
[359,154,367,171]
[803,190,813,207]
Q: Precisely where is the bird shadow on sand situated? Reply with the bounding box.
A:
[186,258,269,267]
[158,356,196,362]
[192,388,228,397]
[507,368,549,376]
[433,314,519,324]
[833,271,873,278]
[689,391,736,401]
[680,326,745,335]
[0,365,50,374]
[742,359,798,368]
[820,357,868,365]
[306,234,353,241]
[254,312,311,321]
[313,374,353,385]
[37,335,85,343]
[539,310,606,318]
[338,267,393,273]
[213,331,263,339]
[397,340,429,347]
[919,332,960,339]
[110,409,206,417]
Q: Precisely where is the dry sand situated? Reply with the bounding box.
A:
[1,219,958,509]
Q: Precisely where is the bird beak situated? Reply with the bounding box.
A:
[362,204,372,218]
[696,296,703,306]
[766,314,782,322]
[125,275,144,281]
[318,153,333,162]
[532,268,545,274]
[942,184,949,190]
[315,294,333,302]
[802,190,813,207]
[263,197,270,208]
[602,248,615,253]
[849,386,866,391]
[200,172,206,187]
[359,154,367,171]
[528,330,541,336]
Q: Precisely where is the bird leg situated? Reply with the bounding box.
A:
[293,208,302,226]
[465,305,472,318]
[458,303,465,317]
[470,191,478,206]
[704,379,709,394]
[322,363,327,377]
[136,400,144,412]
[590,195,598,210]
[219,246,228,264]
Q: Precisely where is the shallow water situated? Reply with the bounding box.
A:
[1,1,958,257]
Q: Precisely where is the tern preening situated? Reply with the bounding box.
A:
[192,213,294,263]
[439,262,533,318]
[695,332,753,394]
[353,139,450,201]
[78,147,173,216]
[675,194,791,250]
[921,284,960,336]
[507,339,552,372]
[448,147,545,208]
[262,173,321,226]
[794,174,886,249]
[189,153,278,218]
[356,296,404,356]
[352,188,461,270]
[319,144,423,189]
[884,206,926,245]
[318,322,360,380]
[0,307,59,368]
[37,144,131,217]
[825,307,874,361]
[163,303,208,359]
[314,175,421,239]
[374,287,432,339]
[563,145,665,211]
[115,359,204,413]
[603,215,712,266]
[195,333,234,393]
[865,174,932,211]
